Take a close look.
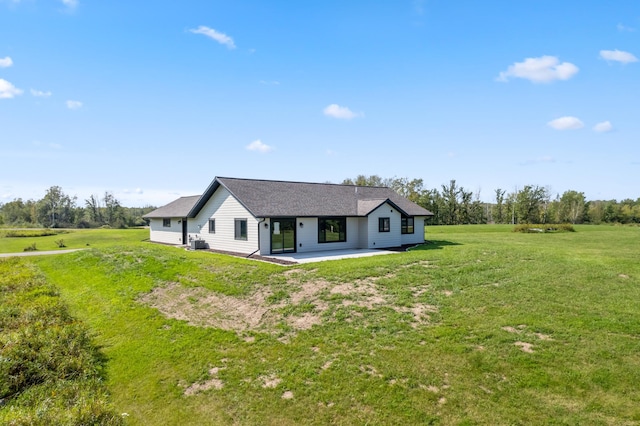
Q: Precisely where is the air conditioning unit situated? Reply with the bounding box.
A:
[191,239,206,250]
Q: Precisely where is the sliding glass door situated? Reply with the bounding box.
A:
[271,218,296,254]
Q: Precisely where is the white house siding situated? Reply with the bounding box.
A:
[295,217,360,253]
[258,218,271,255]
[400,216,427,246]
[367,203,402,249]
[357,218,368,249]
[149,217,185,245]
[188,187,259,254]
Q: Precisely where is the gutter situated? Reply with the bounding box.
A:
[247,218,266,258]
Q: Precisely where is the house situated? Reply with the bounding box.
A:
[143,177,433,256]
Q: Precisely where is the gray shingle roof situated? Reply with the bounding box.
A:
[145,178,434,219]
[188,177,433,218]
[143,195,199,218]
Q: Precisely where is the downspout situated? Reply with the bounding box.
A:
[247,218,266,258]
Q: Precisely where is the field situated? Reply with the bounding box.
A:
[0,228,149,253]
[2,225,640,424]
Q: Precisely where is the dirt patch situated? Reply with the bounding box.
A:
[281,391,294,399]
[618,274,630,279]
[140,282,274,333]
[535,333,553,341]
[140,269,438,336]
[514,341,534,353]
[260,374,282,389]
[184,367,225,396]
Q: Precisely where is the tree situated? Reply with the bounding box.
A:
[103,191,124,227]
[386,177,424,203]
[441,180,461,225]
[515,185,546,224]
[37,186,77,228]
[85,194,103,224]
[492,189,506,224]
[1,198,35,225]
[559,190,586,224]
[342,175,385,187]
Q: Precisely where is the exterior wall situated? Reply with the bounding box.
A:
[258,218,271,255]
[149,217,185,245]
[188,187,259,254]
[357,217,368,248]
[295,217,360,253]
[400,216,427,245]
[366,203,402,249]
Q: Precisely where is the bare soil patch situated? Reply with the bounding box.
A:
[514,341,534,353]
[139,269,438,336]
[184,367,225,396]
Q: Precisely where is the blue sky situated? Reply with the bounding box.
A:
[1,1,638,207]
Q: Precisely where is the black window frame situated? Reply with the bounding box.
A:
[378,217,390,232]
[163,218,171,227]
[318,217,347,243]
[401,217,415,234]
[208,218,215,233]
[234,218,247,240]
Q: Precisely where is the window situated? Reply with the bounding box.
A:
[208,219,215,233]
[234,218,247,240]
[318,217,346,243]
[163,218,171,227]
[401,217,414,234]
[378,217,390,232]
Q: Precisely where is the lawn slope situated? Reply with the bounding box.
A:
[28,225,640,425]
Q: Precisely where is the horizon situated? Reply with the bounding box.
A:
[1,1,638,207]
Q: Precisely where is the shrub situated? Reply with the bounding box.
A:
[54,239,66,248]
[4,229,69,238]
[23,243,37,252]
[513,224,575,233]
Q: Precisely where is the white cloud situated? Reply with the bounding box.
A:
[66,100,82,109]
[547,116,584,130]
[61,0,78,9]
[246,139,274,153]
[497,55,579,83]
[599,49,638,64]
[0,79,23,99]
[189,26,236,49]
[0,56,13,68]
[323,104,363,120]
[593,121,613,133]
[31,88,52,97]
[617,23,636,32]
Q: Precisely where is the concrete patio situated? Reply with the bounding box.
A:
[264,248,398,264]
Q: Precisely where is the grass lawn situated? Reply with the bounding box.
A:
[0,228,149,253]
[4,224,639,424]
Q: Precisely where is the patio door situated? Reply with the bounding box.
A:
[271,218,296,254]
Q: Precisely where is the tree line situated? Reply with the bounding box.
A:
[342,175,640,225]
[0,186,156,228]
[2,179,639,228]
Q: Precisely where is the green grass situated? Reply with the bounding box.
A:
[0,228,149,253]
[0,258,123,425]
[7,225,640,424]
